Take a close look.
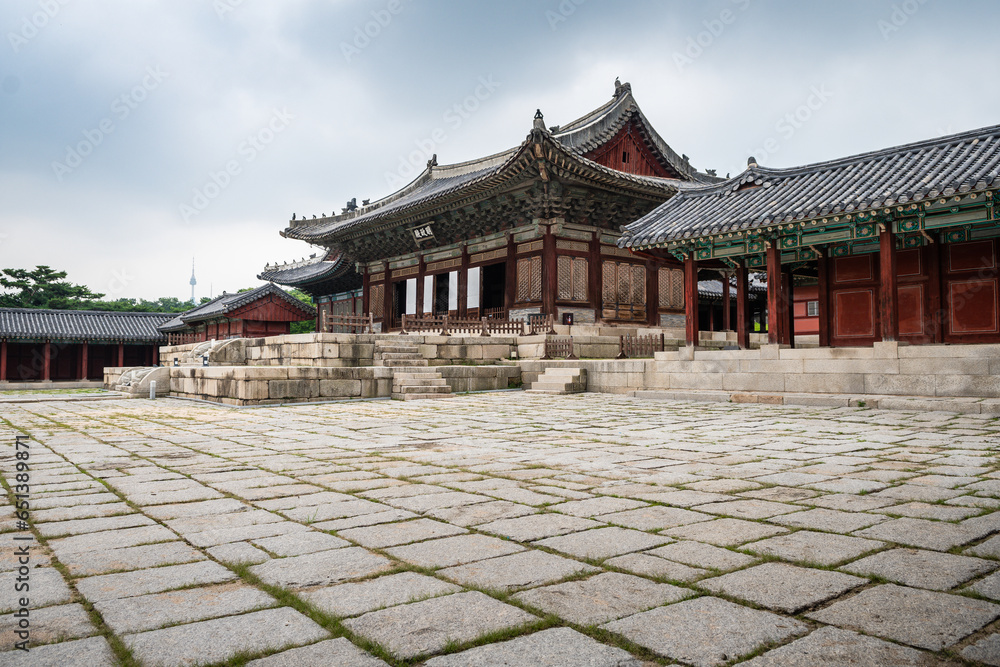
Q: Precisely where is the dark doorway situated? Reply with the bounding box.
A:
[481,262,506,317]
[391,281,407,328]
[434,274,450,314]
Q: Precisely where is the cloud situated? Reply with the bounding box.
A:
[1,0,997,299]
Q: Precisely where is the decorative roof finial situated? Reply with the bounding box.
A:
[748,156,758,168]
[533,109,545,131]
[614,78,630,97]
[427,154,438,169]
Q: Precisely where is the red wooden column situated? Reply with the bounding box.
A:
[926,235,944,343]
[80,341,89,380]
[817,252,831,347]
[0,340,7,381]
[783,266,795,347]
[152,343,159,368]
[736,262,750,349]
[541,225,557,318]
[117,342,124,367]
[879,223,899,341]
[458,245,469,318]
[766,242,785,344]
[42,341,51,381]
[505,233,517,313]
[415,255,426,316]
[721,272,732,330]
[684,254,699,346]
[589,232,602,322]
[362,269,370,317]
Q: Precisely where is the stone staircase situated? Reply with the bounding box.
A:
[525,367,587,395]
[375,340,453,401]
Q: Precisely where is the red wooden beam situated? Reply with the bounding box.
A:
[80,341,89,380]
[646,259,658,327]
[416,254,426,316]
[783,266,795,347]
[43,341,51,381]
[117,342,124,367]
[879,224,899,341]
[927,235,944,343]
[458,244,469,318]
[152,342,159,368]
[817,252,830,348]
[736,262,749,349]
[0,340,6,381]
[505,233,516,313]
[766,242,784,345]
[684,254,699,346]
[590,232,602,323]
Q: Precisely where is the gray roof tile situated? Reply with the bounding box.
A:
[0,308,172,342]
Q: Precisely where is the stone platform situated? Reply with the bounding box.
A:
[2,392,1000,665]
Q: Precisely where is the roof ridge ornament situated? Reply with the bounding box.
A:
[614,78,631,97]
[747,156,758,168]
[533,109,546,131]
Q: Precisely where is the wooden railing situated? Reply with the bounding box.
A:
[541,337,577,360]
[166,333,198,346]
[527,313,557,335]
[399,314,526,336]
[617,333,666,359]
[323,313,375,334]
[483,307,508,320]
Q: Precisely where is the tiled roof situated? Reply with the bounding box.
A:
[169,283,315,327]
[258,251,350,286]
[283,82,711,245]
[620,124,1000,249]
[0,308,172,343]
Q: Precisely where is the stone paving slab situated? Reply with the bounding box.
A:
[386,533,525,568]
[75,561,237,601]
[962,633,1000,666]
[647,540,757,571]
[58,540,206,576]
[740,626,937,666]
[0,602,96,646]
[249,546,393,589]
[245,637,390,667]
[0,567,72,612]
[93,582,276,634]
[664,518,787,546]
[602,596,808,667]
[597,505,713,530]
[534,526,670,560]
[769,507,888,533]
[477,513,603,541]
[604,552,708,582]
[35,513,155,538]
[424,500,535,526]
[807,583,1000,650]
[698,562,866,614]
[336,518,467,548]
[342,590,537,659]
[742,530,884,566]
[842,548,996,590]
[304,571,461,617]
[423,626,642,666]
[438,549,600,592]
[513,571,692,625]
[125,607,329,666]
[853,517,980,551]
[0,635,116,666]
[251,531,349,556]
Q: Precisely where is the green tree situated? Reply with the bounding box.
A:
[0,266,104,309]
[286,288,316,334]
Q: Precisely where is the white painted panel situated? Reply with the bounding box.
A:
[448,271,458,310]
[405,278,416,314]
[467,267,481,309]
[424,275,433,312]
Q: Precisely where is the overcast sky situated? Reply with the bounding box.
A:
[2,0,997,301]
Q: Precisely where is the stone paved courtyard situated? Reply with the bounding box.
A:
[3,392,1000,665]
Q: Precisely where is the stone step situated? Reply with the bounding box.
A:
[390,392,455,401]
[379,359,429,367]
[525,388,580,395]
[529,381,587,393]
[376,351,424,359]
[393,384,451,394]
[541,368,586,378]
[393,373,442,381]
[393,377,448,387]
[375,345,420,354]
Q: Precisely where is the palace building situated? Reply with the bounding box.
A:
[619,124,1000,347]
[262,81,720,331]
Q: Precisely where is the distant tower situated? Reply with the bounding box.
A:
[189,258,197,304]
